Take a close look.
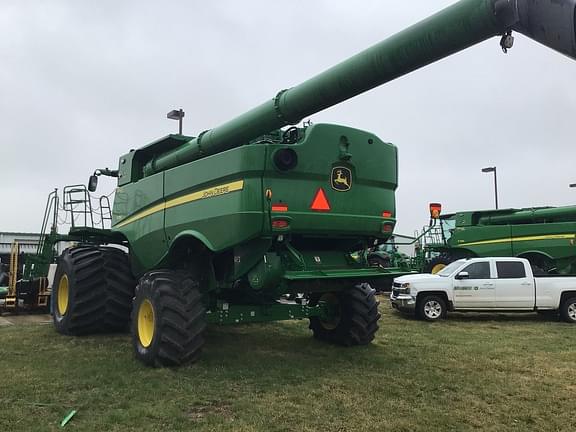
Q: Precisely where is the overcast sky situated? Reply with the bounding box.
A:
[1,1,574,237]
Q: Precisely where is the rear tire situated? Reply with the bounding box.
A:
[416,295,447,321]
[309,283,380,346]
[560,297,576,323]
[52,246,135,335]
[131,270,206,367]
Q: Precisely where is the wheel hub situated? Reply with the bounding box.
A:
[57,274,69,316]
[568,303,576,321]
[318,293,341,330]
[424,300,442,319]
[431,264,446,274]
[138,299,155,348]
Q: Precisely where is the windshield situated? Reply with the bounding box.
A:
[441,218,455,241]
[437,260,464,277]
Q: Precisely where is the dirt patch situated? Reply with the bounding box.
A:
[187,401,233,420]
[0,314,51,326]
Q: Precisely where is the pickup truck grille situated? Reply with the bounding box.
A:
[393,282,403,288]
[392,289,400,297]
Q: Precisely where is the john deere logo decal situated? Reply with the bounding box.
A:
[331,167,352,191]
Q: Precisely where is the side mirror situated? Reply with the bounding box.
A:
[88,175,98,192]
[455,271,469,280]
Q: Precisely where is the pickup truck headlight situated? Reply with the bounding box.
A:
[392,282,411,295]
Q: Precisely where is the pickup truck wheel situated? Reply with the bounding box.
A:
[560,297,576,323]
[417,295,446,321]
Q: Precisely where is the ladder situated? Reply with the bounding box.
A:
[99,195,112,229]
[63,185,94,228]
[5,241,19,310]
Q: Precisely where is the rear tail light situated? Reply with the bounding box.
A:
[272,219,290,229]
[382,224,393,233]
[272,203,288,212]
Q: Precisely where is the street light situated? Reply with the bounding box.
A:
[167,109,185,134]
[481,166,499,209]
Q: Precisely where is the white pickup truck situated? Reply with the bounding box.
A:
[390,257,576,322]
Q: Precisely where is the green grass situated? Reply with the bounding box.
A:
[1,298,575,431]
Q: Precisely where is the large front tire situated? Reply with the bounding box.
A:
[52,247,135,335]
[309,283,380,346]
[131,270,206,367]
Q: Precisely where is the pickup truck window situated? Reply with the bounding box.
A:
[461,262,490,279]
[496,261,526,278]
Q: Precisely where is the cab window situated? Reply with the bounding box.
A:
[496,261,526,278]
[461,262,490,279]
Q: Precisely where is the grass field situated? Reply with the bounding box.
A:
[1,297,575,431]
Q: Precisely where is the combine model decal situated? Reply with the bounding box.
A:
[114,180,244,228]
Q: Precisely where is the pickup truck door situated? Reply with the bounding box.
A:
[493,260,534,309]
[452,261,494,309]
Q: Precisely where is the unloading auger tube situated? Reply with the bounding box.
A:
[142,0,576,176]
[477,205,576,225]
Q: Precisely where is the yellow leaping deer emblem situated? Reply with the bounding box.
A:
[331,167,352,191]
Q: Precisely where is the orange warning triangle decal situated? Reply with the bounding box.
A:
[310,188,331,211]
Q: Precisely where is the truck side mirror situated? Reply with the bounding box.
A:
[455,271,469,280]
[88,175,98,192]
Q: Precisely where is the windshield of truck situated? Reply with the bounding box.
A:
[436,261,464,277]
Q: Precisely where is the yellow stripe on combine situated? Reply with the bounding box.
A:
[114,202,166,228]
[458,233,576,247]
[114,180,244,228]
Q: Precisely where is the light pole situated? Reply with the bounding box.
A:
[167,109,185,134]
[481,166,498,209]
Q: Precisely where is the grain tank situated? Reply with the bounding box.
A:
[51,0,576,366]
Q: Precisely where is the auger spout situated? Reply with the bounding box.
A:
[142,0,575,177]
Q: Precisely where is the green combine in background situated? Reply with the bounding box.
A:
[46,0,576,366]
[422,204,576,275]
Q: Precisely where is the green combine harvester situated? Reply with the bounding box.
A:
[421,204,576,275]
[49,0,576,366]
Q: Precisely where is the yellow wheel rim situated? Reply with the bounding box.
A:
[319,293,341,330]
[431,263,446,274]
[57,274,69,316]
[137,299,155,348]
